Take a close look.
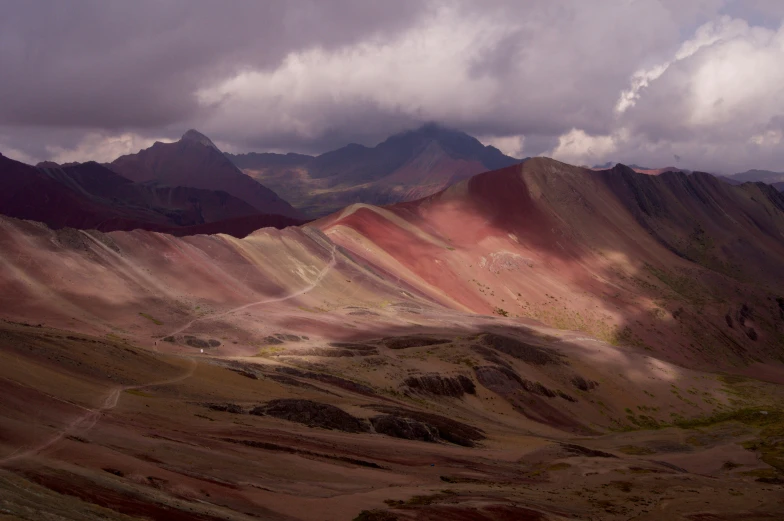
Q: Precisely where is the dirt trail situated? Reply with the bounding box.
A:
[0,243,337,465]
[163,245,337,340]
[0,358,196,466]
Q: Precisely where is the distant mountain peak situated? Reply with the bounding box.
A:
[36,161,61,169]
[180,129,220,151]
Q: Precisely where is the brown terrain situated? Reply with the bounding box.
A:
[1,158,784,520]
[228,124,521,218]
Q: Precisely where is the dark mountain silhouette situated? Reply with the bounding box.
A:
[110,130,303,219]
[593,163,784,191]
[0,153,303,237]
[227,123,522,217]
[729,169,784,191]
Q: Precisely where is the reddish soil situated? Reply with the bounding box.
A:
[1,157,784,520]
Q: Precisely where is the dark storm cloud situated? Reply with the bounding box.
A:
[1,0,784,172]
[0,0,427,129]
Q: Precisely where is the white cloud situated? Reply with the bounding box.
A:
[686,22,784,127]
[194,2,681,152]
[478,135,525,158]
[45,133,173,164]
[749,129,783,146]
[197,7,507,141]
[549,129,621,166]
[0,144,38,165]
[5,1,784,173]
[615,16,751,114]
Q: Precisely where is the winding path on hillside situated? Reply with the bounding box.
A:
[0,245,338,466]
[0,359,196,466]
[162,245,338,340]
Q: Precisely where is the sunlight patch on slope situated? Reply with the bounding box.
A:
[334,203,451,249]
[325,224,472,313]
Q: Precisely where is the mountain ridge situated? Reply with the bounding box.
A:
[226,123,522,217]
[318,156,784,369]
[0,153,303,236]
[2,155,784,519]
[110,130,304,219]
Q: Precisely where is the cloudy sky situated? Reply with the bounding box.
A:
[2,0,784,174]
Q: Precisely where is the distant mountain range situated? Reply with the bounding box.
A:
[591,162,686,175]
[227,123,522,217]
[110,130,303,220]
[593,162,784,191]
[4,124,783,239]
[728,169,784,191]
[0,132,305,237]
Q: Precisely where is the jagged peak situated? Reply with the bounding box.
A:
[180,129,220,151]
[36,161,61,169]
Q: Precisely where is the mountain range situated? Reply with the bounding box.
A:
[0,133,304,238]
[0,125,522,236]
[595,161,784,190]
[730,169,784,191]
[4,125,782,241]
[110,129,303,219]
[2,155,784,519]
[227,123,522,217]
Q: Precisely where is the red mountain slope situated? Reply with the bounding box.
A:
[2,158,784,519]
[319,158,784,370]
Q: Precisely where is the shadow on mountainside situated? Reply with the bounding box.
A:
[318,158,784,374]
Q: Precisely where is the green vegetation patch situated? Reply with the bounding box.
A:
[643,264,706,305]
[400,490,456,506]
[676,407,784,474]
[138,312,163,326]
[674,407,782,430]
[353,510,398,521]
[255,346,284,357]
[493,307,509,317]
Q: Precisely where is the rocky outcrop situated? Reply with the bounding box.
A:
[266,374,339,395]
[560,443,617,458]
[474,366,589,434]
[184,336,220,349]
[381,335,450,349]
[475,366,575,401]
[472,344,513,368]
[275,367,376,396]
[404,374,476,397]
[261,333,305,345]
[570,375,599,392]
[370,415,438,442]
[479,333,561,365]
[329,342,378,352]
[250,399,369,433]
[200,403,245,414]
[365,405,484,447]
